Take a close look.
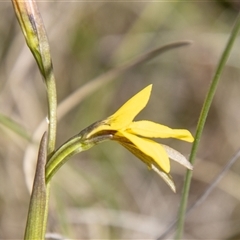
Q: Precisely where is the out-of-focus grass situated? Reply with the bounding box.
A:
[0,1,240,239]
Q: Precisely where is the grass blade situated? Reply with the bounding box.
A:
[175,12,240,239]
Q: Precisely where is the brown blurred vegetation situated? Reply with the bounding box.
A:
[0,1,240,239]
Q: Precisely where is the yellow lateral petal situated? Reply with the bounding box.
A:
[119,131,170,173]
[119,138,175,191]
[108,85,152,129]
[128,120,194,142]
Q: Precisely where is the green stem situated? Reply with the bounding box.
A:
[45,134,89,183]
[45,71,57,157]
[35,7,58,239]
[175,12,240,239]
[45,128,113,184]
[42,50,57,240]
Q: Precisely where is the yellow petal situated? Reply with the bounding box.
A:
[107,85,152,129]
[119,131,170,173]
[127,120,194,142]
[118,138,176,191]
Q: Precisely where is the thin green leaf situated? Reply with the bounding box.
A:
[175,12,240,240]
[24,132,47,240]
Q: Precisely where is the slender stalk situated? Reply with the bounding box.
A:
[45,134,84,184]
[38,23,57,240]
[42,57,57,240]
[45,130,112,183]
[175,12,240,239]
[45,70,57,157]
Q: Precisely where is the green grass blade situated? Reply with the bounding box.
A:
[175,12,240,240]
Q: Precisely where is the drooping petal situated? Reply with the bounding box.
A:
[150,164,176,192]
[107,85,152,129]
[118,131,170,173]
[162,144,193,170]
[127,120,194,142]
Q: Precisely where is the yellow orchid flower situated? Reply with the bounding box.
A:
[85,84,194,192]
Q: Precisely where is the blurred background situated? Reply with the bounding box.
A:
[0,1,240,239]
